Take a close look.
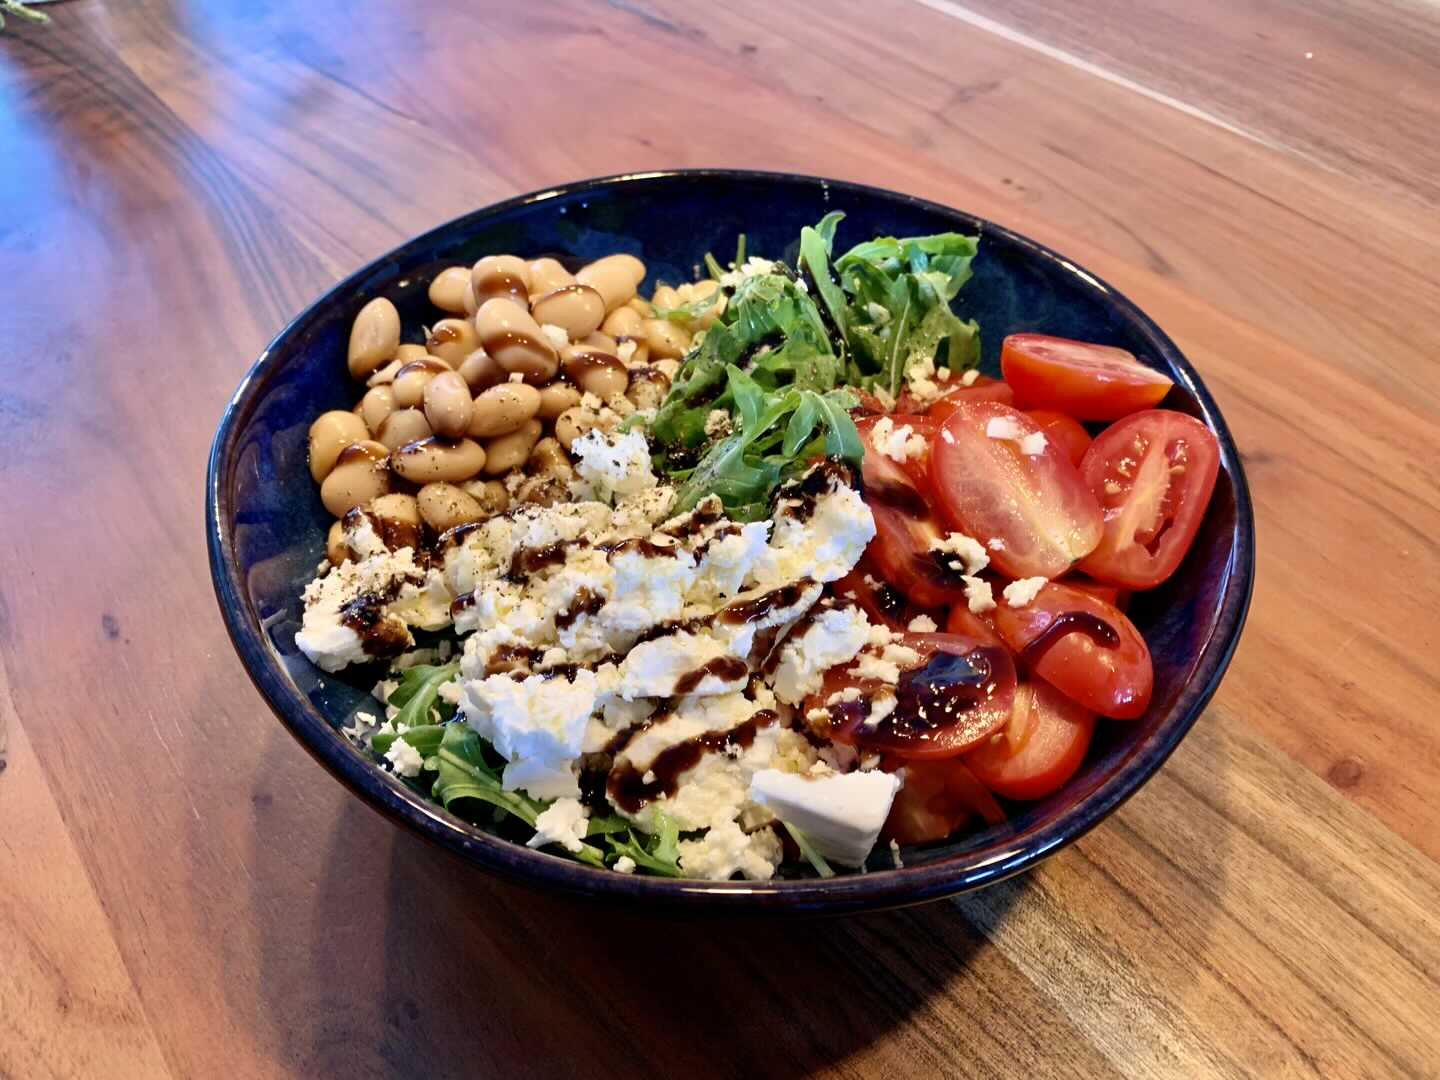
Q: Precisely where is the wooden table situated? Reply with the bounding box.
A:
[3,1,1438,1076]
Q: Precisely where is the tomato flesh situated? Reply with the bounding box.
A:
[1023,408,1092,467]
[856,415,968,607]
[924,375,1016,423]
[966,681,1095,800]
[930,401,1103,579]
[832,563,943,633]
[1002,334,1173,421]
[993,582,1153,719]
[819,632,1016,760]
[1078,409,1220,590]
[882,756,1007,844]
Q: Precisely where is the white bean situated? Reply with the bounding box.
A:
[377,408,433,451]
[426,317,478,368]
[475,298,558,384]
[390,437,487,484]
[468,382,542,438]
[423,371,473,438]
[320,441,390,516]
[309,410,371,483]
[483,418,543,475]
[428,267,471,314]
[347,298,400,380]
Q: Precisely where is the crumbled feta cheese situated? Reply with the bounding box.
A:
[508,371,525,383]
[461,670,604,799]
[986,416,1026,441]
[296,547,444,672]
[717,256,778,289]
[936,366,953,382]
[613,855,637,874]
[754,476,876,588]
[890,838,904,868]
[906,614,938,633]
[1019,431,1048,456]
[677,821,782,880]
[749,769,902,866]
[571,428,656,499]
[963,575,996,614]
[869,416,928,464]
[384,737,425,778]
[539,323,570,351]
[771,605,872,705]
[987,538,1006,551]
[1003,577,1048,608]
[616,340,638,365]
[931,532,989,575]
[960,369,980,387]
[527,797,590,854]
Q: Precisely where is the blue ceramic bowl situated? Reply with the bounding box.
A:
[207,170,1254,913]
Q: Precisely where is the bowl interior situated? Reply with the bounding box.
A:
[210,171,1252,911]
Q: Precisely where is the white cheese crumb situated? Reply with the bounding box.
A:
[870,416,928,464]
[985,416,1026,441]
[960,369,980,387]
[936,366,953,382]
[987,538,1006,551]
[931,532,989,575]
[508,371,525,383]
[1003,577,1048,608]
[527,797,590,854]
[704,409,734,437]
[1019,431,1048,456]
[539,323,570,351]
[384,737,425,778]
[616,339,638,365]
[963,575,996,614]
[570,428,656,499]
[890,838,904,868]
[906,614,938,633]
[613,855,637,874]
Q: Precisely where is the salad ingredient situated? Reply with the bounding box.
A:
[965,680,1095,800]
[1001,334,1173,420]
[923,374,1016,418]
[930,400,1103,579]
[749,768,903,866]
[855,415,970,608]
[882,756,1006,844]
[348,297,401,379]
[1022,408,1092,467]
[1079,410,1220,589]
[993,582,1153,719]
[821,631,1016,759]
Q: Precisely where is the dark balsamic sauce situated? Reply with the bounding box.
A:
[607,710,780,813]
[673,656,749,695]
[338,594,409,659]
[1020,612,1120,672]
[554,588,605,631]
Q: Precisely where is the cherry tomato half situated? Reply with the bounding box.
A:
[924,374,1016,423]
[965,680,1096,801]
[817,632,1016,760]
[1058,575,1129,611]
[1023,408,1092,467]
[992,582,1153,720]
[882,756,1007,845]
[1002,334,1173,421]
[1078,409,1220,590]
[930,401,1103,580]
[856,415,968,607]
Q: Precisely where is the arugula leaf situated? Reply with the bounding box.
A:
[798,211,850,351]
[370,723,445,758]
[606,811,684,876]
[386,662,459,733]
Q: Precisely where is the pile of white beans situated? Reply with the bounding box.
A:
[309,252,724,564]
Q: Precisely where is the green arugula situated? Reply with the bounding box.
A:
[605,811,684,877]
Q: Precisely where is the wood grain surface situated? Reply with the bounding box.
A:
[2,1,1438,1076]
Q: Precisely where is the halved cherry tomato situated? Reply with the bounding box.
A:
[882,756,1007,844]
[929,401,1103,580]
[1058,575,1129,611]
[831,562,943,634]
[1023,408,1092,467]
[855,416,968,607]
[924,375,1016,423]
[1078,410,1220,590]
[815,632,1016,760]
[965,681,1095,801]
[992,582,1152,720]
[1002,334,1173,421]
[944,598,1001,644]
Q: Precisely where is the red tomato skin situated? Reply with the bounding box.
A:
[882,756,1007,844]
[855,416,968,608]
[1078,410,1221,590]
[993,583,1153,720]
[816,632,1016,760]
[965,681,1096,801]
[945,601,1001,644]
[924,375,1016,423]
[930,401,1103,580]
[1002,334,1173,421]
[1023,409,1092,467]
[1058,575,1129,611]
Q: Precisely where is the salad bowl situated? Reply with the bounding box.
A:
[207,170,1254,913]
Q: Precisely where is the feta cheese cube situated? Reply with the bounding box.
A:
[748,769,903,866]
